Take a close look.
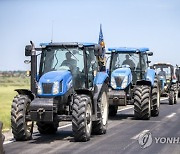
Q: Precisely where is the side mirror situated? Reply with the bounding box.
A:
[24,60,31,64]
[147,52,153,56]
[147,61,151,64]
[25,45,32,56]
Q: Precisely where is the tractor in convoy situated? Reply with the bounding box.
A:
[152,63,178,105]
[11,41,109,142]
[107,47,160,120]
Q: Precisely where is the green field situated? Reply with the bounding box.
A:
[0,76,30,131]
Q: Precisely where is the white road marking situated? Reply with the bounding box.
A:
[166,113,176,118]
[3,139,15,145]
[58,123,72,129]
[117,106,133,112]
[160,98,168,101]
[131,129,150,140]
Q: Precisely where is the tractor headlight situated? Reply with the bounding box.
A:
[37,83,42,95]
[53,81,59,95]
[111,76,116,89]
[121,76,128,89]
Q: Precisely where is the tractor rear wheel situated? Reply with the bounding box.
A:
[72,94,92,142]
[11,95,33,141]
[109,105,118,117]
[169,90,174,105]
[37,122,58,134]
[92,91,108,135]
[134,85,151,120]
[151,78,160,116]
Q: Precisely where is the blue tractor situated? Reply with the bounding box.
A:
[107,47,160,120]
[11,42,109,142]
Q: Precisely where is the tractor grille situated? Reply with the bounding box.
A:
[114,76,124,87]
[42,83,53,94]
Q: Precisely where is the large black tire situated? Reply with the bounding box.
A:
[109,105,118,117]
[174,91,178,104]
[72,94,92,142]
[134,85,151,120]
[174,84,178,104]
[36,122,58,134]
[169,90,174,105]
[151,78,160,116]
[11,95,33,141]
[92,91,108,135]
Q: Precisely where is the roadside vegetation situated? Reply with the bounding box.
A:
[0,76,30,131]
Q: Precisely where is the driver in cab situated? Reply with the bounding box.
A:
[61,52,77,72]
[122,54,135,70]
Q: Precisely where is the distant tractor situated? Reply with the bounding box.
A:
[152,63,178,105]
[11,42,109,142]
[107,47,160,120]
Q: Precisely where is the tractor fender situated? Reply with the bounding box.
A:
[15,89,35,101]
[145,69,156,86]
[93,83,109,120]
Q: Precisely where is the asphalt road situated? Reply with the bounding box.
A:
[4,98,180,154]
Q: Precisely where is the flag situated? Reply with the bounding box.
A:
[98,24,106,71]
[98,24,105,48]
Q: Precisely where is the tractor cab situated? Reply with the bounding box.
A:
[25,42,103,97]
[108,47,153,88]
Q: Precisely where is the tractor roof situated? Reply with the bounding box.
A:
[153,62,173,67]
[108,47,149,53]
[39,42,97,47]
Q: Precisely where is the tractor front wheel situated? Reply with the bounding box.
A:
[134,85,151,120]
[72,94,92,142]
[151,78,160,116]
[11,95,33,141]
[169,90,174,105]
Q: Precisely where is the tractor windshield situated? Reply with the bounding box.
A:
[110,52,148,82]
[40,47,84,76]
[154,65,172,80]
[111,53,139,71]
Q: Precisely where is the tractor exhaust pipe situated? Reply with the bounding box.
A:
[30,41,37,95]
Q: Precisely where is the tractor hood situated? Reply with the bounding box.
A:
[111,68,132,90]
[37,70,72,96]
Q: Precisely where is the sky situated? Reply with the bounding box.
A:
[0,0,180,71]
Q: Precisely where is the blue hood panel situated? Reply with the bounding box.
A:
[112,68,131,77]
[111,68,132,90]
[40,71,71,83]
[38,70,72,97]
